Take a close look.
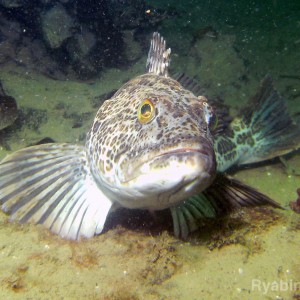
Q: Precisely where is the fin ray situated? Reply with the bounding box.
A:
[170,174,282,239]
[0,143,113,240]
[242,76,300,163]
[146,32,171,76]
[215,76,300,171]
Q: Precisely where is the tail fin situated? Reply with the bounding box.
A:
[238,76,300,165]
[0,144,113,240]
[216,76,300,171]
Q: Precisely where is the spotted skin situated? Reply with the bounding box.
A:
[0,32,297,240]
[214,75,300,172]
[86,73,216,209]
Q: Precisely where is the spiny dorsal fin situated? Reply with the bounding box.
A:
[146,32,171,77]
[173,72,232,134]
[173,73,205,96]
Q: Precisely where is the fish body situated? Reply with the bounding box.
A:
[0,33,299,240]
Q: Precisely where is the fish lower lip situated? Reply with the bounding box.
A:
[160,148,209,157]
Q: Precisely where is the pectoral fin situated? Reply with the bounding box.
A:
[171,174,282,239]
[0,143,113,240]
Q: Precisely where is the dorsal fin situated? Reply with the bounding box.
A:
[146,32,171,77]
[174,73,232,134]
[173,73,205,96]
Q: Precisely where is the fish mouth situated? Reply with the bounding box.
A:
[158,147,210,158]
[115,144,217,210]
[118,141,216,185]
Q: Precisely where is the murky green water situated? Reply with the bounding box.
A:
[0,1,299,299]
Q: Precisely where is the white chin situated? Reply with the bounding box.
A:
[115,162,215,210]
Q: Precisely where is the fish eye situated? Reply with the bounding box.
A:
[137,99,155,124]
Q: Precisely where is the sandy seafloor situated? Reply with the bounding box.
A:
[0,5,300,299]
[0,61,299,300]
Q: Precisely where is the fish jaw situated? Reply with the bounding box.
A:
[111,144,216,210]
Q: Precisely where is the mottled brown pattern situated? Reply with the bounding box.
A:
[85,73,213,186]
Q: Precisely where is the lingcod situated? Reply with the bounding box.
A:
[0,32,299,240]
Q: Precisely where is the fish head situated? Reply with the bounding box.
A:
[86,74,216,210]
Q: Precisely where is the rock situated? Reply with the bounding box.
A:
[0,40,16,64]
[0,0,24,8]
[65,37,97,79]
[15,45,33,65]
[14,37,66,80]
[108,0,147,30]
[0,15,22,42]
[183,34,246,95]
[41,4,74,49]
[39,0,52,4]
[75,27,96,56]
[123,30,143,62]
[0,81,18,131]
[31,137,56,146]
[193,34,245,85]
[61,27,98,78]
[30,39,49,61]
